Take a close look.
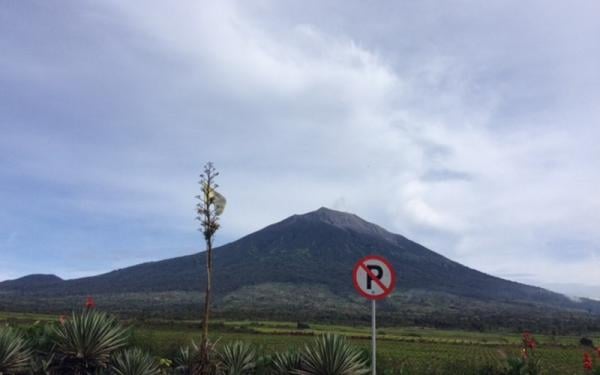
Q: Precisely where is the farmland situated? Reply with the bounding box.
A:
[2,311,597,373]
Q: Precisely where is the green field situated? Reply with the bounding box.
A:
[1,311,597,374]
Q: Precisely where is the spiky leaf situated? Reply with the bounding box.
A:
[219,341,255,375]
[111,348,161,375]
[271,350,302,374]
[52,310,129,372]
[295,334,369,375]
[0,327,32,374]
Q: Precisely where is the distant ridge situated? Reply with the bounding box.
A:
[0,274,63,290]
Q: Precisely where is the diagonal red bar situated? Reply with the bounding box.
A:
[360,262,389,293]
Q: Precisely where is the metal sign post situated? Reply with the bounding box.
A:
[371,299,376,375]
[352,255,396,375]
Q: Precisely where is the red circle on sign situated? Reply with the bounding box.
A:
[353,255,396,300]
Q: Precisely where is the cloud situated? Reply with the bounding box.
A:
[1,0,600,295]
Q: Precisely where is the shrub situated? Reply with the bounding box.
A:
[52,310,130,373]
[270,350,302,374]
[174,343,192,373]
[0,327,32,374]
[174,341,201,374]
[581,337,595,347]
[23,320,56,353]
[111,347,161,375]
[23,320,57,374]
[295,334,369,375]
[175,340,220,375]
[503,332,542,375]
[219,341,256,375]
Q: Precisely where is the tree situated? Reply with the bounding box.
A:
[196,162,226,360]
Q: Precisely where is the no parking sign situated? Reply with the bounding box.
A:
[353,255,396,300]
[353,255,396,375]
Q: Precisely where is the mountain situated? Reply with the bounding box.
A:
[2,208,600,331]
[0,274,63,291]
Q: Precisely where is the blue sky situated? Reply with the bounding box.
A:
[1,1,600,298]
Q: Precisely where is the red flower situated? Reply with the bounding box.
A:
[522,332,536,350]
[584,352,593,370]
[85,296,96,309]
[597,347,600,357]
[59,315,67,325]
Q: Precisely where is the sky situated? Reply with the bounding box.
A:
[1,1,600,298]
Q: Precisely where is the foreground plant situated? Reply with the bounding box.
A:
[219,341,256,375]
[504,332,542,375]
[175,339,221,375]
[23,320,57,373]
[583,349,600,374]
[196,161,226,360]
[584,352,593,371]
[295,334,369,375]
[111,347,161,375]
[270,350,302,374]
[0,327,32,374]
[174,341,201,374]
[52,310,130,373]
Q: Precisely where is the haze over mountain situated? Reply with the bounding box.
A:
[2,208,599,330]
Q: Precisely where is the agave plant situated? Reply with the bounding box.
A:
[219,341,256,375]
[295,334,369,375]
[175,340,221,375]
[270,350,302,374]
[52,310,130,373]
[0,327,32,374]
[111,348,161,375]
[174,341,200,374]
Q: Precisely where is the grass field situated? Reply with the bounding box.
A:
[2,311,598,373]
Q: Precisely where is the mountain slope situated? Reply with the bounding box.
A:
[2,207,599,323]
[0,274,63,291]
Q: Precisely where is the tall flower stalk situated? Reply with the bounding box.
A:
[196,162,226,354]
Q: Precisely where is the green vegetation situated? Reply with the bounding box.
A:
[296,334,369,374]
[128,323,598,373]
[3,287,600,335]
[270,350,302,373]
[0,327,32,374]
[2,310,600,373]
[52,310,130,373]
[111,348,162,375]
[219,341,256,374]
